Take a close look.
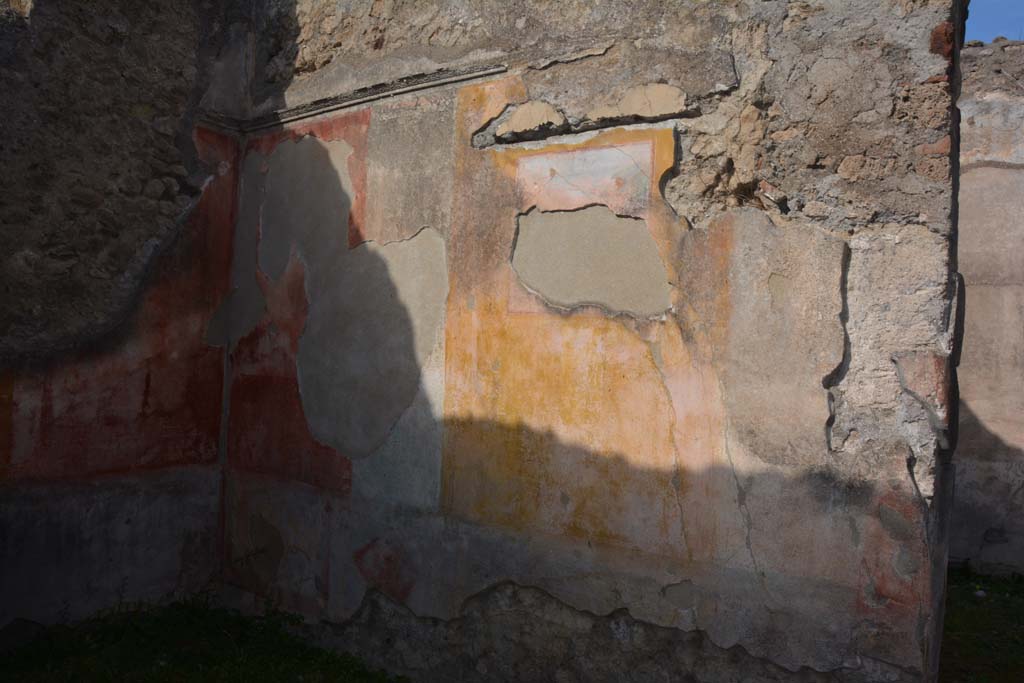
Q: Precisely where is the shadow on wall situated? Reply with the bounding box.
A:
[958,402,1024,464]
[952,401,1024,574]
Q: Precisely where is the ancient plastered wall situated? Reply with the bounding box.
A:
[216,1,963,681]
[951,39,1024,575]
[0,128,239,625]
[0,0,249,626]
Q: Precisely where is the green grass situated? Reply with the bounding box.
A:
[940,568,1024,683]
[0,596,397,682]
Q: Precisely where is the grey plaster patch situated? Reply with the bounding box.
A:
[511,205,671,317]
[352,349,445,510]
[298,228,448,458]
[254,134,448,458]
[958,167,1024,287]
[259,136,355,285]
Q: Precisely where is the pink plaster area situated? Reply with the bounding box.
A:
[353,538,415,604]
[516,142,653,218]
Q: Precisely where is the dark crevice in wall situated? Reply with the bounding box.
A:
[927,2,968,675]
[472,108,700,149]
[528,43,614,71]
[823,243,852,453]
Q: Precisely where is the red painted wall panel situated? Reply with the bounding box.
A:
[0,128,239,482]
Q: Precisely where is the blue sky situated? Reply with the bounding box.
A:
[967,0,1024,42]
